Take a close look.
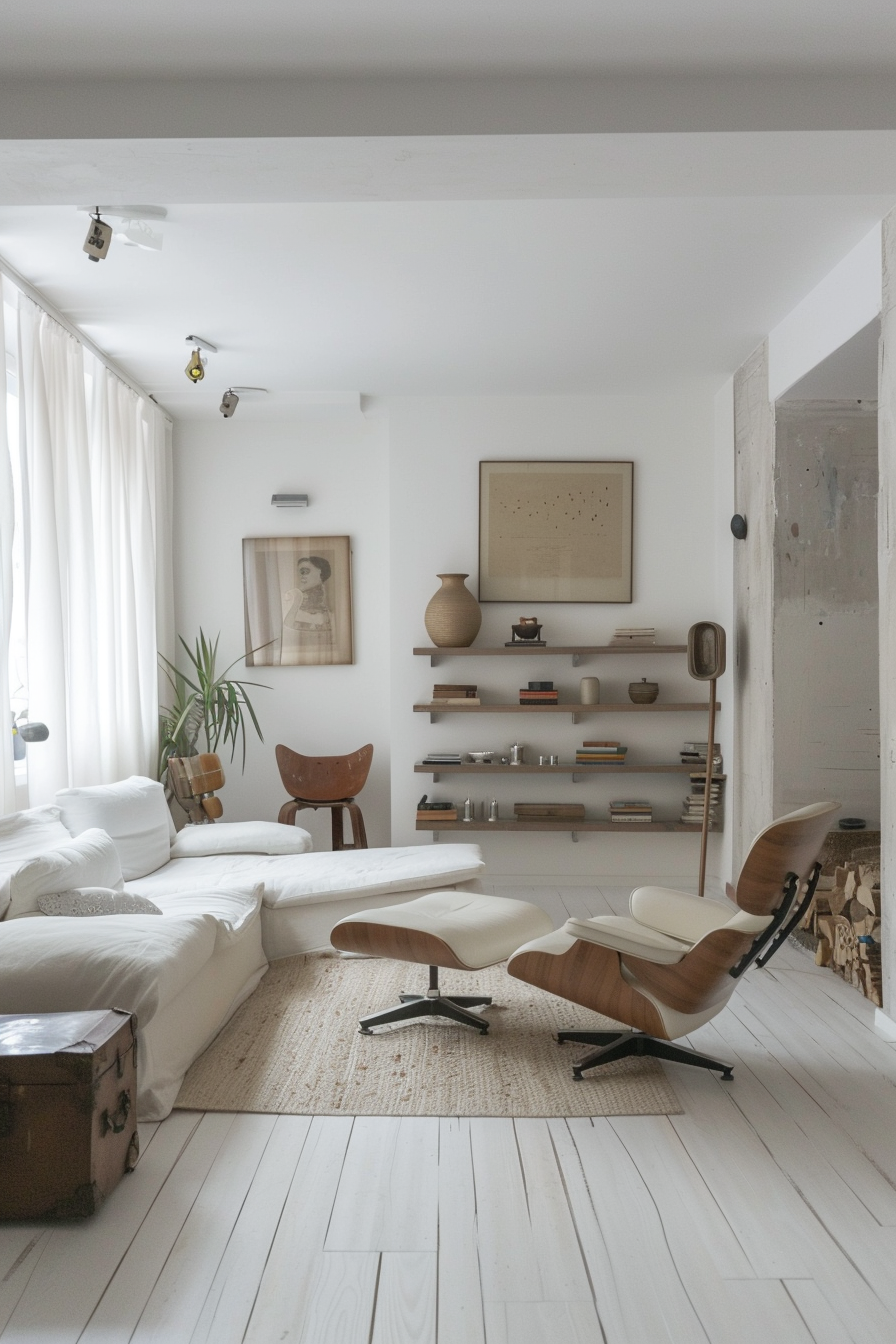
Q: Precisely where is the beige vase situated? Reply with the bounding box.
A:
[424,573,482,648]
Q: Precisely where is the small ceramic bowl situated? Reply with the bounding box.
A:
[467,751,496,764]
[628,678,659,704]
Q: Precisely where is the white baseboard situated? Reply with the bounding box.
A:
[874,1008,896,1040]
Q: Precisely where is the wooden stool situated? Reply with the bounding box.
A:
[276,743,373,851]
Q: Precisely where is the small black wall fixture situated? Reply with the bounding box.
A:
[730,514,748,540]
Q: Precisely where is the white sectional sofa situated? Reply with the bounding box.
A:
[0,777,485,1119]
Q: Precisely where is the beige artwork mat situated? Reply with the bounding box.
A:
[243,535,353,666]
[479,460,633,602]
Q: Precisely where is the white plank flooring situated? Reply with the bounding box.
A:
[3,879,896,1343]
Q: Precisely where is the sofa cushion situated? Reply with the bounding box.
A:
[3,829,125,920]
[0,913,218,1027]
[56,776,172,879]
[142,882,264,946]
[170,821,312,859]
[0,805,72,861]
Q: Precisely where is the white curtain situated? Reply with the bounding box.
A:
[10,292,173,806]
[0,281,16,812]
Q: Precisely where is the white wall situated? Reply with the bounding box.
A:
[387,390,728,885]
[172,412,391,849]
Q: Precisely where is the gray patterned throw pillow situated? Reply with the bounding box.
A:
[37,888,162,917]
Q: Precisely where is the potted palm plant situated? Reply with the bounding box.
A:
[158,630,269,782]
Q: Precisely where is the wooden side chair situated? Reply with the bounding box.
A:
[276,742,373,850]
[167,753,226,824]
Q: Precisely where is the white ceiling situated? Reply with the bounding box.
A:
[4,1,896,76]
[1,6,896,419]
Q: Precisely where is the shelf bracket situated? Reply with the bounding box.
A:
[570,830,579,843]
[571,712,579,724]
[429,654,439,667]
[572,773,581,783]
[571,653,580,666]
[429,712,438,724]
[432,831,440,843]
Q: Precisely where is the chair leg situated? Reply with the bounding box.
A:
[345,803,368,849]
[331,805,346,851]
[278,800,302,826]
[559,1029,734,1081]
[357,965,491,1035]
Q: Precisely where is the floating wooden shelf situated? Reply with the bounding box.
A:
[414,644,687,666]
[417,818,719,840]
[415,762,727,779]
[415,701,718,722]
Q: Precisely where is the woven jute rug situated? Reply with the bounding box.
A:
[174,953,681,1117]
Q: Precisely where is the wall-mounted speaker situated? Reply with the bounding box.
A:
[687,622,726,681]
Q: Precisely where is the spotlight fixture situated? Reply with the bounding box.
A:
[219,386,267,418]
[183,335,218,384]
[83,209,112,262]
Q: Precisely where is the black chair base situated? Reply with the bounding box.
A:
[358,966,491,1035]
[557,1029,734,1081]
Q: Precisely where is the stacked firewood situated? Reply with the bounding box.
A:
[799,862,882,1006]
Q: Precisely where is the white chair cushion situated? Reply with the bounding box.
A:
[170,821,313,859]
[333,890,553,969]
[3,829,125,921]
[56,776,172,880]
[564,915,692,964]
[629,887,744,941]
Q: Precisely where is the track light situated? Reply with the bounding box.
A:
[219,386,267,418]
[83,209,112,263]
[183,335,217,384]
[185,349,205,382]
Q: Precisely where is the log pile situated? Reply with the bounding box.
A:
[799,859,882,1006]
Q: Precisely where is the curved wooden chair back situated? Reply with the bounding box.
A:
[734,801,839,916]
[167,752,226,824]
[276,743,374,802]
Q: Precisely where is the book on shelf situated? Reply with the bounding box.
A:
[610,626,656,646]
[432,684,477,695]
[609,813,653,823]
[527,681,554,691]
[514,802,586,819]
[421,753,463,764]
[582,740,621,747]
[576,755,626,763]
[609,800,652,811]
[431,697,482,705]
[417,810,458,823]
[519,690,559,697]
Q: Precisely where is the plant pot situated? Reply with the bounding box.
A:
[629,678,659,704]
[424,574,482,648]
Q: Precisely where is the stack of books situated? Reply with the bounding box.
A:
[608,800,653,823]
[680,779,723,825]
[576,740,627,764]
[680,740,722,771]
[519,681,558,706]
[417,798,458,823]
[421,751,463,766]
[432,683,480,705]
[610,627,656,647]
[514,802,586,821]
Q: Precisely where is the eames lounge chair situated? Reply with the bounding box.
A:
[507,801,838,1081]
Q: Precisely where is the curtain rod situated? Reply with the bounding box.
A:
[0,254,173,425]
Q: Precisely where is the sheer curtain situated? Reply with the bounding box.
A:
[6,288,173,807]
[0,282,15,812]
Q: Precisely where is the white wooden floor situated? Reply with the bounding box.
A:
[3,880,896,1344]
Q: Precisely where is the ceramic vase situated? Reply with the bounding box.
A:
[424,573,482,648]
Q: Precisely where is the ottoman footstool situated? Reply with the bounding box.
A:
[330,890,553,1034]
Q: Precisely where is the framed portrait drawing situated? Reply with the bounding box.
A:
[243,536,354,666]
[479,460,633,603]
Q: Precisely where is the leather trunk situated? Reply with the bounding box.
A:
[0,1008,139,1219]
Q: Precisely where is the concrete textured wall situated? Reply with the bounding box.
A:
[880,211,896,1016]
[773,402,879,823]
[733,341,776,872]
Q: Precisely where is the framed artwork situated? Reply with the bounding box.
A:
[243,536,354,666]
[479,460,633,603]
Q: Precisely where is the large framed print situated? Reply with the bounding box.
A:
[243,536,354,666]
[479,460,633,603]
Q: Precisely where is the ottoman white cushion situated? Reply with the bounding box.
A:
[332,890,553,969]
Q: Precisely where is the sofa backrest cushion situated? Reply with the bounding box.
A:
[56,776,172,880]
[170,821,313,859]
[3,829,125,920]
[0,805,72,861]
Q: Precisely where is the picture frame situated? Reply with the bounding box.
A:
[242,536,354,666]
[479,460,633,603]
